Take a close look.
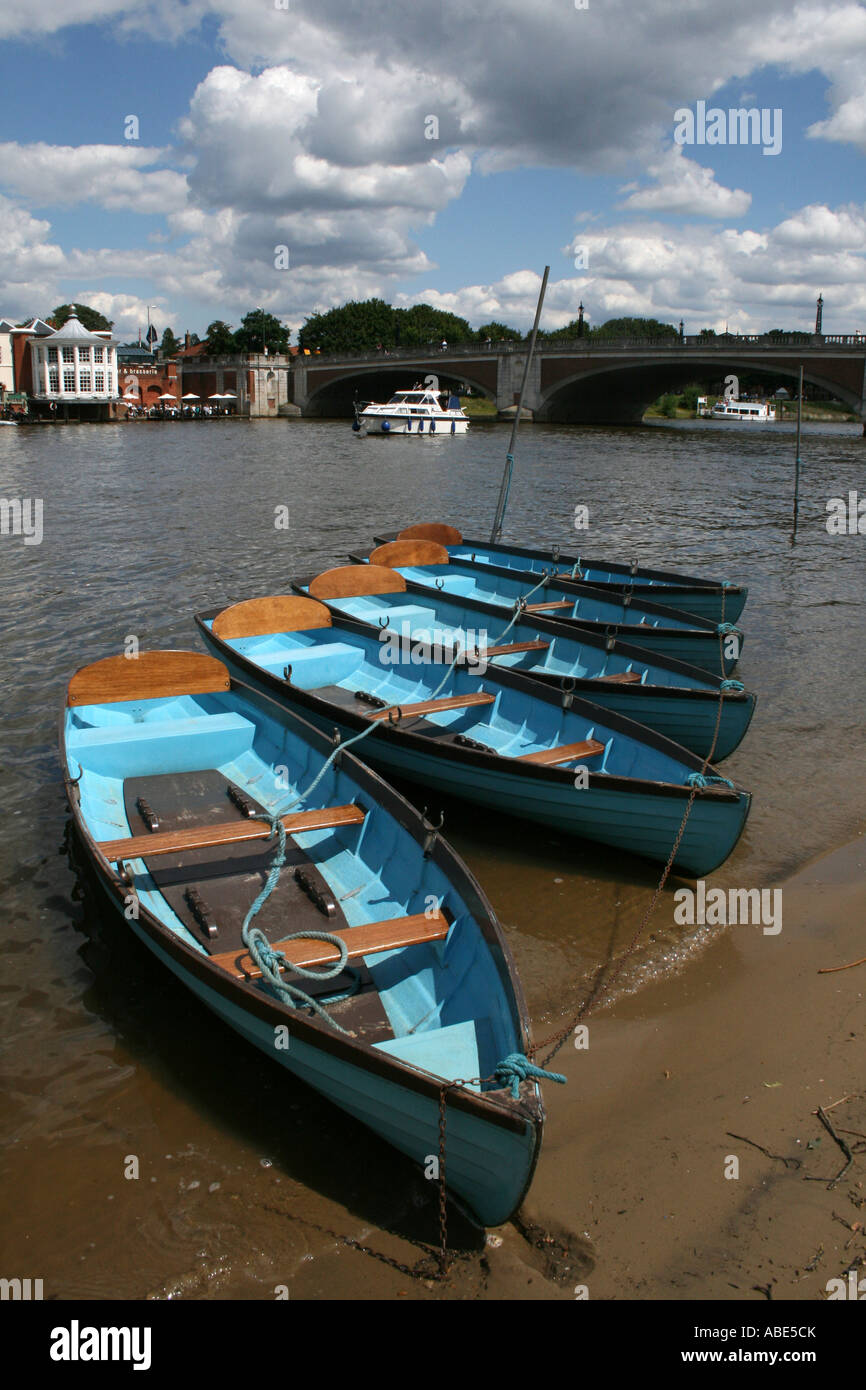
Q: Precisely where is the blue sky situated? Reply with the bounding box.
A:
[1,0,864,340]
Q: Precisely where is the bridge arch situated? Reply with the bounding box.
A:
[536,355,863,424]
[301,364,496,417]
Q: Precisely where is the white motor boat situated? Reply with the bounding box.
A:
[707,398,777,422]
[354,386,470,436]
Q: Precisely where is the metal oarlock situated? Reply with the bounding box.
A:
[420,808,445,858]
[604,626,615,651]
[561,676,576,710]
[377,614,390,629]
[283,664,293,682]
[551,545,561,563]
[631,557,639,575]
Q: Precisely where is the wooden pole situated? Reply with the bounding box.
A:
[793,365,803,524]
[490,265,550,543]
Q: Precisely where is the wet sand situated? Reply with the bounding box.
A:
[247,830,866,1302]
[502,829,866,1301]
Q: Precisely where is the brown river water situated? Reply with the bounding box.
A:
[0,416,864,1298]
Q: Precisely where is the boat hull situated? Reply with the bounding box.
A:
[198,628,752,878]
[97,874,539,1228]
[373,533,748,624]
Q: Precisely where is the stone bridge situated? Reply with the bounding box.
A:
[291,334,866,425]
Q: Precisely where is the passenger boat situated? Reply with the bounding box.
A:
[350,540,744,677]
[354,387,470,435]
[290,563,755,760]
[372,524,747,625]
[61,649,549,1228]
[708,398,777,423]
[196,596,752,877]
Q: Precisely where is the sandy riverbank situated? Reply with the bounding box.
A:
[503,829,866,1301]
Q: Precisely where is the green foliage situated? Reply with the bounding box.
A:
[698,328,717,340]
[204,320,237,354]
[298,298,475,353]
[51,303,113,331]
[658,393,680,418]
[767,328,812,343]
[159,328,181,358]
[679,383,703,411]
[592,317,679,342]
[474,321,523,342]
[298,299,396,353]
[395,304,472,347]
[234,310,290,354]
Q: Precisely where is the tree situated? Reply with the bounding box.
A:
[159,328,181,358]
[299,299,395,353]
[51,303,113,331]
[591,317,679,342]
[474,320,522,342]
[204,320,237,354]
[394,304,473,347]
[234,310,290,354]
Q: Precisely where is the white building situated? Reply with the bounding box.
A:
[0,319,15,395]
[29,310,119,408]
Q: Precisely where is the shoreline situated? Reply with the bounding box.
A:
[511,827,866,1301]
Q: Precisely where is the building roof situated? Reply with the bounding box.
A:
[44,310,116,345]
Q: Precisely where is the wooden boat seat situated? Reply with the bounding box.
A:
[210,908,451,980]
[309,565,406,600]
[370,539,451,568]
[365,692,496,722]
[486,640,549,657]
[98,803,366,862]
[397,523,463,545]
[68,650,230,707]
[597,671,642,684]
[212,595,331,639]
[524,600,573,612]
[518,739,605,767]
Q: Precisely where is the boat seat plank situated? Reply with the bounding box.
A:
[211,909,451,980]
[365,692,495,722]
[68,650,230,706]
[518,739,605,766]
[597,671,642,684]
[486,640,549,657]
[524,600,573,612]
[98,803,366,862]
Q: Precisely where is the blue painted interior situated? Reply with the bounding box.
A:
[204,617,700,786]
[65,686,525,1087]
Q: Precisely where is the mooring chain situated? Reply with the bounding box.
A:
[531,581,732,1068]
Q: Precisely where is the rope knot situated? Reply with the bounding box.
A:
[686,772,735,791]
[719,679,744,691]
[493,1052,567,1100]
[716,621,741,636]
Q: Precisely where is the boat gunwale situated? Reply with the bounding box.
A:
[371,531,746,597]
[352,547,725,633]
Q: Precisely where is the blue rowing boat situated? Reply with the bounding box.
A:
[195,596,752,877]
[290,563,756,760]
[62,649,552,1228]
[350,540,744,677]
[373,524,748,625]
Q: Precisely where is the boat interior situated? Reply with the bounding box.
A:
[64,650,523,1089]
[203,596,698,785]
[302,564,711,692]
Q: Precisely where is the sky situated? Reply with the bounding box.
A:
[1,0,865,342]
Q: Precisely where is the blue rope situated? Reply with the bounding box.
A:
[719,679,744,691]
[686,772,735,790]
[239,814,358,1033]
[493,1052,567,1100]
[716,621,742,636]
